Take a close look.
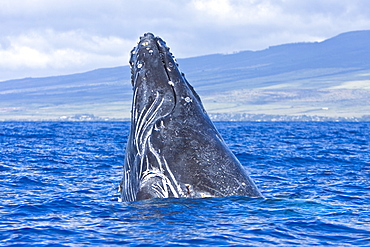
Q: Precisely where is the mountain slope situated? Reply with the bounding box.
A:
[1,30,370,120]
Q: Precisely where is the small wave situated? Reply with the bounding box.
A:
[1,121,369,246]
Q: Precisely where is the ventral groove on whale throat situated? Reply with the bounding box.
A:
[120,33,262,202]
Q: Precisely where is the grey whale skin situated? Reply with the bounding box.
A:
[119,33,262,201]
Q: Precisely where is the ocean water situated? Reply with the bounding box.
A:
[0,121,369,246]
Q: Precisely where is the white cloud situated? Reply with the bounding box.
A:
[0,45,48,69]
[0,29,133,80]
[1,0,370,81]
[191,0,280,25]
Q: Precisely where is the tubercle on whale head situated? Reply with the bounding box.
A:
[129,33,183,89]
[128,33,188,139]
[128,33,204,124]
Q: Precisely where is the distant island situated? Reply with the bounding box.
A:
[1,30,369,121]
[209,113,370,122]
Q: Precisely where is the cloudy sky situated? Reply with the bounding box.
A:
[1,0,370,81]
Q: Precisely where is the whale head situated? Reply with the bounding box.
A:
[120,33,262,201]
[128,33,205,155]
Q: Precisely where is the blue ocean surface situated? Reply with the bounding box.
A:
[0,121,369,246]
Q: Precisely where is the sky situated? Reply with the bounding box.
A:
[1,0,370,81]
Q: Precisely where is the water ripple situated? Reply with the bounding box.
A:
[0,121,369,246]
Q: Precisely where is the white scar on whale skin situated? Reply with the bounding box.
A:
[137,139,181,199]
[147,140,184,198]
[125,86,181,200]
[133,90,163,155]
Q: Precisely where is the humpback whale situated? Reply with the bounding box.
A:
[119,33,261,201]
